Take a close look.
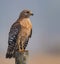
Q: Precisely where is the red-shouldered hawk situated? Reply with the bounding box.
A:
[6,9,33,58]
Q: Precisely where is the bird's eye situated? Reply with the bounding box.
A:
[26,11,29,13]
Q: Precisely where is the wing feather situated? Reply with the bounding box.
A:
[6,23,21,58]
[29,29,32,38]
[24,29,32,49]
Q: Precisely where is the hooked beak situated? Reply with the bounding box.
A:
[30,12,34,16]
[31,13,34,16]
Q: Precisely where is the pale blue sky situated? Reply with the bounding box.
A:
[0,0,60,55]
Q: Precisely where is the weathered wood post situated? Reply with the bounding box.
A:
[15,50,29,64]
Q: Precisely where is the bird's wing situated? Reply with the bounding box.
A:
[6,22,21,58]
[29,29,32,38]
[8,23,21,47]
[23,29,32,49]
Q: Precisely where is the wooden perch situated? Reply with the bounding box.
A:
[15,50,29,64]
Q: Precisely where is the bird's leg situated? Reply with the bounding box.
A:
[18,41,24,52]
[21,41,25,52]
[18,41,21,52]
[17,36,22,52]
[17,36,25,52]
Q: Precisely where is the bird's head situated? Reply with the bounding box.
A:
[19,9,34,18]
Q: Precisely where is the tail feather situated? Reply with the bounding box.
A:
[6,47,15,58]
[6,52,13,58]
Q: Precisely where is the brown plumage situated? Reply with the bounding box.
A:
[6,9,33,58]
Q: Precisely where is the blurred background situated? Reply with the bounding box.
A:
[0,0,60,64]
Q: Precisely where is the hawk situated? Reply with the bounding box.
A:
[6,9,33,58]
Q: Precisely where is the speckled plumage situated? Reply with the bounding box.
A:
[6,9,33,58]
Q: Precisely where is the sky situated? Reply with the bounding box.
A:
[0,0,60,56]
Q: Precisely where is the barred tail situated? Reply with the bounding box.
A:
[6,46,15,58]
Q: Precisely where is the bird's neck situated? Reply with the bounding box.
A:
[19,15,29,19]
[18,17,30,22]
[20,18,32,29]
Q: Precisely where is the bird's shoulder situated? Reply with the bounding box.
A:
[9,20,21,33]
